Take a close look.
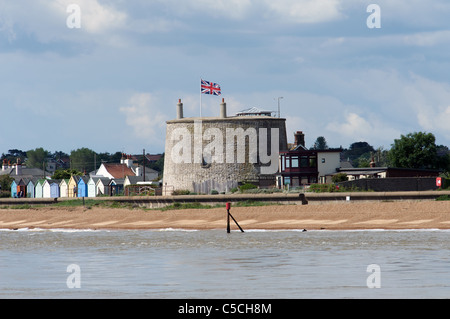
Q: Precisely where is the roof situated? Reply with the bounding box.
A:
[146,154,163,161]
[101,163,136,179]
[235,107,274,116]
[125,175,144,184]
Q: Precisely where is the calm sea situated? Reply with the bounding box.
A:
[0,227,449,299]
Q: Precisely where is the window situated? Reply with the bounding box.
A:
[284,177,290,185]
[309,156,317,168]
[300,156,309,167]
[321,158,326,163]
[280,155,285,171]
[291,156,298,168]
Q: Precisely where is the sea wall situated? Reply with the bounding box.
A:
[1,191,449,208]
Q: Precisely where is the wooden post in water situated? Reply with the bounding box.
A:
[226,202,244,233]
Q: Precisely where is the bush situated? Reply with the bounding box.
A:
[332,173,348,183]
[210,189,219,195]
[172,189,191,195]
[239,183,258,192]
[230,187,238,193]
[308,183,338,193]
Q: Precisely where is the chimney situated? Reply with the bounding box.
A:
[15,158,22,175]
[220,98,227,118]
[177,99,183,119]
[124,154,133,168]
[370,154,375,168]
[294,131,305,147]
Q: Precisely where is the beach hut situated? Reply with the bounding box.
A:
[17,178,28,198]
[68,175,80,198]
[27,179,36,198]
[43,180,60,198]
[10,180,18,198]
[109,178,124,196]
[34,179,45,198]
[87,177,96,197]
[77,176,88,197]
[59,179,69,198]
[95,177,111,196]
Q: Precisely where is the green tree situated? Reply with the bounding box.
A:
[52,169,83,180]
[0,174,14,196]
[312,136,328,150]
[25,147,50,168]
[389,132,440,169]
[70,148,97,173]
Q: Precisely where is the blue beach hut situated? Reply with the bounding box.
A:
[10,180,18,198]
[77,176,88,197]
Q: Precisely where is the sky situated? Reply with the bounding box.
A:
[1,0,450,155]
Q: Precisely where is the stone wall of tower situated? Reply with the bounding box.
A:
[163,116,287,194]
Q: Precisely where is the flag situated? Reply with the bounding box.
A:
[201,79,221,96]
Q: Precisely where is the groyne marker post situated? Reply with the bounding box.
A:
[226,202,244,233]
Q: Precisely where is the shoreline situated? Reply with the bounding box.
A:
[0,200,449,231]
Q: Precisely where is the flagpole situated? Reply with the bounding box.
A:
[200,77,202,118]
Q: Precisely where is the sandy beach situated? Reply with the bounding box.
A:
[0,200,449,231]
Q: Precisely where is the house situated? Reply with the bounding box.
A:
[95,177,111,196]
[34,179,45,198]
[337,167,440,180]
[96,154,158,181]
[77,176,88,197]
[43,180,60,198]
[1,159,50,180]
[124,175,145,188]
[277,131,342,187]
[145,154,163,164]
[59,179,69,198]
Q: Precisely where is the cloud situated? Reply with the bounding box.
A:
[119,93,169,147]
[326,112,401,146]
[263,0,343,23]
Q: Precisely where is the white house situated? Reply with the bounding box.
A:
[96,155,158,181]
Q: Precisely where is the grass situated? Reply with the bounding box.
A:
[436,195,450,201]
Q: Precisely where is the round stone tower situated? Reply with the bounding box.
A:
[163,99,287,194]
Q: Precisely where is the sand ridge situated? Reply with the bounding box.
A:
[0,200,449,231]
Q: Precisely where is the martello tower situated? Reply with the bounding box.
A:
[163,99,288,194]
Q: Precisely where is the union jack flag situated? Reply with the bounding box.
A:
[201,79,221,96]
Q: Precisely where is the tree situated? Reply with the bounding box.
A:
[26,147,50,169]
[312,136,328,150]
[70,148,97,173]
[52,169,82,180]
[0,175,14,196]
[341,141,375,167]
[389,132,441,169]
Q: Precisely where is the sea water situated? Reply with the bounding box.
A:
[0,228,449,299]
